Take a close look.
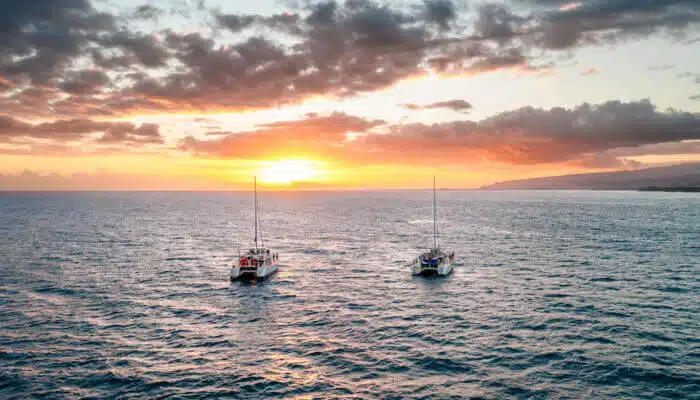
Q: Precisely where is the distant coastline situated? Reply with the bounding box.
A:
[638,186,700,192]
[482,163,700,190]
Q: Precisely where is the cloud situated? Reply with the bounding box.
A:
[215,11,302,34]
[0,170,231,191]
[569,152,642,169]
[677,72,700,84]
[1,0,700,121]
[691,94,700,101]
[58,69,110,94]
[581,67,600,75]
[528,0,700,50]
[177,99,700,169]
[178,112,385,159]
[131,5,164,20]
[0,1,170,118]
[367,99,700,165]
[424,0,458,31]
[401,99,472,112]
[648,64,675,71]
[0,143,161,157]
[608,140,700,157]
[0,115,163,153]
[474,3,528,44]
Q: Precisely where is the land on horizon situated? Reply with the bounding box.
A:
[482,163,700,191]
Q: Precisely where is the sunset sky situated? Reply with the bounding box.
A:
[1,0,699,190]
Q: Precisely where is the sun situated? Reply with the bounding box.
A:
[258,159,321,184]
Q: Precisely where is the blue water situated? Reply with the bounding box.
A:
[1,191,698,399]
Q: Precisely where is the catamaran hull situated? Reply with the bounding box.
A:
[230,264,279,280]
[412,262,454,276]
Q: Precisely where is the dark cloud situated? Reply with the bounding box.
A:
[474,3,527,44]
[423,0,458,31]
[216,11,302,34]
[0,1,116,88]
[548,0,699,21]
[1,0,700,121]
[0,1,107,35]
[532,0,700,50]
[465,48,528,73]
[215,13,258,32]
[0,0,173,119]
[364,99,700,165]
[515,0,572,6]
[97,122,161,144]
[402,99,472,112]
[96,32,169,68]
[0,0,541,119]
[0,115,163,145]
[58,69,110,94]
[132,5,163,20]
[107,1,457,115]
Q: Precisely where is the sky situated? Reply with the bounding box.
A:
[1,0,699,190]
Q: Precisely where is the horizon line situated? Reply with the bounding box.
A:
[0,188,483,193]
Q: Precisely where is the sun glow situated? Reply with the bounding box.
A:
[258,159,322,184]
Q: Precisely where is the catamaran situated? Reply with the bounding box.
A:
[411,175,455,276]
[230,177,280,280]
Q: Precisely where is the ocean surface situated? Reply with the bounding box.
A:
[1,190,698,399]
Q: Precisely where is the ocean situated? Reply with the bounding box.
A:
[1,191,698,399]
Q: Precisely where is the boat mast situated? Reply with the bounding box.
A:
[433,173,438,249]
[254,176,258,249]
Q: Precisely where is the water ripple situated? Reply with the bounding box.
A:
[1,191,698,399]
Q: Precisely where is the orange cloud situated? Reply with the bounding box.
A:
[178,112,385,160]
[581,67,600,75]
[559,2,583,11]
[178,100,700,169]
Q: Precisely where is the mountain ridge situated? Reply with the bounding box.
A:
[482,163,700,190]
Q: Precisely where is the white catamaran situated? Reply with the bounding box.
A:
[230,177,280,280]
[411,175,455,276]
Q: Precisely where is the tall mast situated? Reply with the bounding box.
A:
[254,176,258,249]
[433,173,438,249]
